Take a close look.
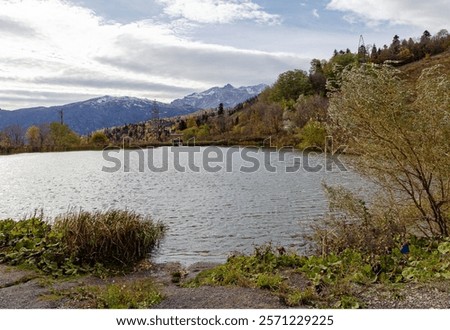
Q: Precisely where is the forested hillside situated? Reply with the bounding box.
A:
[152,29,449,149]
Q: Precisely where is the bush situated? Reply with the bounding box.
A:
[90,132,109,146]
[311,184,407,256]
[298,119,327,150]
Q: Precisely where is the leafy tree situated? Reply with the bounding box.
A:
[196,124,210,138]
[322,52,358,89]
[329,64,450,237]
[370,44,379,62]
[48,122,80,150]
[25,125,41,151]
[269,69,313,103]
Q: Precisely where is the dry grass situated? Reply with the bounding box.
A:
[53,209,166,268]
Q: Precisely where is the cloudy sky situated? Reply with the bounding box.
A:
[0,0,448,110]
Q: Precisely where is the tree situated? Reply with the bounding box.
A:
[4,124,25,148]
[0,131,11,152]
[309,59,327,95]
[328,64,450,237]
[264,103,283,134]
[25,125,41,151]
[269,69,313,103]
[292,95,328,128]
[217,103,224,116]
[177,119,187,131]
[48,122,80,150]
[390,34,401,57]
[370,44,378,62]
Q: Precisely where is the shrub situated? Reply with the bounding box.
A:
[328,64,450,237]
[311,184,407,256]
[298,119,327,150]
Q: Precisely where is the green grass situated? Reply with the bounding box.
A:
[57,278,163,309]
[187,239,450,308]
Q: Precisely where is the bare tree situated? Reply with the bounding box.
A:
[4,124,25,148]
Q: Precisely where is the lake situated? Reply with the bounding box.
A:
[0,148,366,265]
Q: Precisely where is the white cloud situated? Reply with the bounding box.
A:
[312,9,320,19]
[0,0,300,109]
[156,0,281,25]
[327,0,450,31]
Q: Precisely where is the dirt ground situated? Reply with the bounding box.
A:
[1,263,450,309]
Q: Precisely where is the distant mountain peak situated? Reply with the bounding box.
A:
[171,83,267,110]
[0,83,267,135]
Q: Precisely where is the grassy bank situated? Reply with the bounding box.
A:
[186,240,450,308]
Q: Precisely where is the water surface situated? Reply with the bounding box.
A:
[0,148,366,264]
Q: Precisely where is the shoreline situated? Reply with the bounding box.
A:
[2,260,450,309]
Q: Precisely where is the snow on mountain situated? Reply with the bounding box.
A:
[0,96,196,135]
[170,83,267,110]
[0,83,267,135]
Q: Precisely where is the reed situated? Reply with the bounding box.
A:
[53,209,166,268]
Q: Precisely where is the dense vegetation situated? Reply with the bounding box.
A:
[0,122,111,154]
[0,210,166,277]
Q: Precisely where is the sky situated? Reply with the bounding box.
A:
[0,0,448,110]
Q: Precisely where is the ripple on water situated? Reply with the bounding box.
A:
[0,149,368,265]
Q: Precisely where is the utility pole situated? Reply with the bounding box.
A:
[58,110,64,125]
[152,100,162,141]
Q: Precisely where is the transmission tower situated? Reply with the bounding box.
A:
[358,35,368,63]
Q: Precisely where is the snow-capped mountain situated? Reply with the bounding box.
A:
[171,83,267,110]
[0,83,267,135]
[0,96,196,135]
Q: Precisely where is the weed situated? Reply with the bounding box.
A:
[63,279,163,309]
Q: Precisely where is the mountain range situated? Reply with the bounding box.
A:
[0,83,267,135]
[171,83,267,109]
